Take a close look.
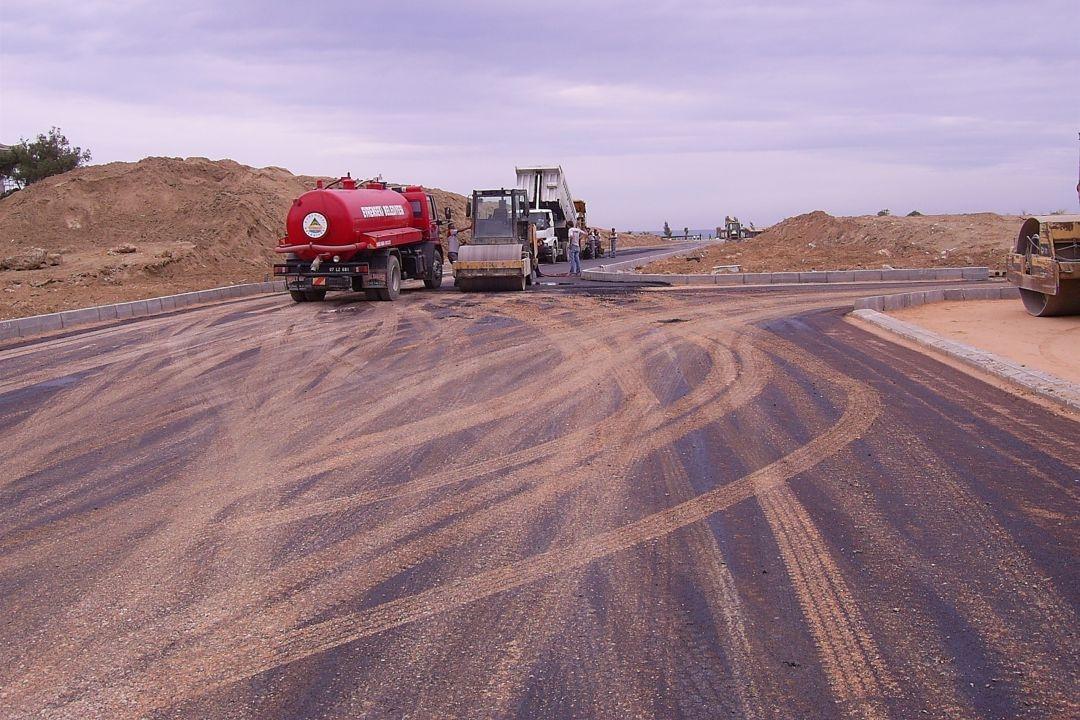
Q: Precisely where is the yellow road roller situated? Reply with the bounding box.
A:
[1006,215,1080,316]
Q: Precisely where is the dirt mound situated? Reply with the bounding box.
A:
[644,211,1022,274]
[0,157,467,319]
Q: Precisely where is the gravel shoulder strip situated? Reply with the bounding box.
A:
[851,306,1079,412]
[0,281,286,341]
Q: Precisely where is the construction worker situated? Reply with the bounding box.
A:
[447,223,463,263]
[609,227,618,257]
[567,223,585,276]
[448,219,473,262]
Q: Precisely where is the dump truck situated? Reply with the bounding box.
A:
[516,166,580,263]
[273,177,445,302]
[454,188,538,291]
[1006,215,1080,316]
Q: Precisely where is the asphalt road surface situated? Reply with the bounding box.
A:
[0,277,1076,720]
[533,243,683,277]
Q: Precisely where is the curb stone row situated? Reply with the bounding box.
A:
[849,293,1078,413]
[0,281,286,341]
[852,284,1018,311]
[585,264,990,286]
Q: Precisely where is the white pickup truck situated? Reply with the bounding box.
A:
[527,208,559,262]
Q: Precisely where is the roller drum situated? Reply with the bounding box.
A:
[1019,281,1080,317]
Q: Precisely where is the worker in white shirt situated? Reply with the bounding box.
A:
[448,221,472,264]
[567,224,586,276]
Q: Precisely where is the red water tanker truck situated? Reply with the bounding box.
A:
[273,177,447,302]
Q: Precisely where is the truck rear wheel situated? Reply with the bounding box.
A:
[290,290,307,303]
[423,251,443,289]
[377,255,401,301]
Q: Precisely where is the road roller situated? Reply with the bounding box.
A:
[454,188,538,292]
[1006,215,1080,316]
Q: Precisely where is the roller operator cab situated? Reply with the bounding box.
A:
[272,178,446,302]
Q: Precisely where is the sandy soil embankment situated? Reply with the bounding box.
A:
[644,211,1020,274]
[889,299,1080,383]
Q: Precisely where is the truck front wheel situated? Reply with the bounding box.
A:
[377,255,402,301]
[423,251,443,289]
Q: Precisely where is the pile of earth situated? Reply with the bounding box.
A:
[0,157,468,320]
[643,211,1022,274]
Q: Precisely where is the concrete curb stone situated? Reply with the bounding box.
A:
[850,307,1079,412]
[852,285,1017,311]
[587,265,991,287]
[0,280,287,341]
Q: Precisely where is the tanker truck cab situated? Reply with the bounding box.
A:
[273,178,445,302]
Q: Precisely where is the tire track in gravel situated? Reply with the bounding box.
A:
[0,311,334,486]
[10,299,760,717]
[654,445,766,720]
[771,309,1080,718]
[220,295,803,534]
[16,286,1057,719]
[3,296,649,716]
[34,319,867,719]
[232,322,738,533]
[750,337,899,720]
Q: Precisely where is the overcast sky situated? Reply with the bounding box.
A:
[2,0,1078,228]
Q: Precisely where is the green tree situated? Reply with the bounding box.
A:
[663,221,672,238]
[906,210,923,217]
[1,127,91,189]
[0,149,16,197]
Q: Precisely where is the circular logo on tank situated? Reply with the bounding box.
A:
[302,212,328,239]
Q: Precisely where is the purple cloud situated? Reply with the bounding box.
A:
[2,0,1078,228]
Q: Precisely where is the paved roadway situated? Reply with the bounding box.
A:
[0,272,1076,719]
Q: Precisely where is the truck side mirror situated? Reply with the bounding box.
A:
[444,207,452,220]
[465,203,471,218]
